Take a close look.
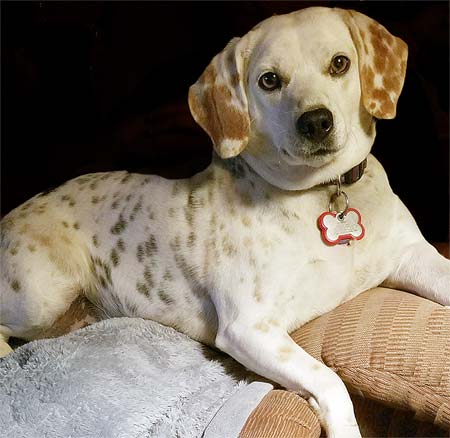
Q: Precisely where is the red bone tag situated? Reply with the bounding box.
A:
[318,208,365,246]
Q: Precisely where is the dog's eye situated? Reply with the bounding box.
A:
[330,55,350,75]
[258,72,281,91]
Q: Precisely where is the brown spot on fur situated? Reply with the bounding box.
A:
[32,233,52,247]
[120,174,132,184]
[136,281,150,297]
[187,232,196,248]
[125,300,139,316]
[117,238,125,252]
[38,296,100,338]
[104,263,112,285]
[144,266,154,288]
[98,275,107,288]
[62,221,69,228]
[163,269,173,282]
[92,234,99,247]
[222,235,237,256]
[254,322,270,333]
[253,274,263,303]
[137,244,144,263]
[61,195,76,207]
[110,215,127,235]
[145,235,157,257]
[241,216,252,227]
[11,279,21,292]
[18,223,30,235]
[281,224,294,235]
[110,248,120,267]
[73,222,80,230]
[158,290,174,305]
[27,244,36,252]
[184,207,194,226]
[260,237,272,249]
[278,345,293,362]
[130,200,143,221]
[239,192,254,207]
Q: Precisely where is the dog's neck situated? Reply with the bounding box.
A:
[215,153,368,193]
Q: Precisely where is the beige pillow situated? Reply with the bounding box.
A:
[291,287,450,429]
[240,287,449,437]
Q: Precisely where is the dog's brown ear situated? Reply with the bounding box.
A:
[338,9,408,119]
[188,37,250,158]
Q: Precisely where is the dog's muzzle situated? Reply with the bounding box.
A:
[296,108,333,143]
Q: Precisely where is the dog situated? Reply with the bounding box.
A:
[1,7,449,437]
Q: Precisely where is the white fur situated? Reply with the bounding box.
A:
[1,7,448,438]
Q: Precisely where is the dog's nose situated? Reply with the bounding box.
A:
[296,109,333,142]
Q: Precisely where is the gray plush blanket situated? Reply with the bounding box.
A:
[0,318,273,438]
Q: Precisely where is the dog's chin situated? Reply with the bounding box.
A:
[281,146,341,168]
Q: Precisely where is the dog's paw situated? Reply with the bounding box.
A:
[327,424,361,438]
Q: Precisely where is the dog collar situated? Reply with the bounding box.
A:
[317,158,367,246]
[339,158,367,185]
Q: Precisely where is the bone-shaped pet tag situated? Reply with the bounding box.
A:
[318,208,365,245]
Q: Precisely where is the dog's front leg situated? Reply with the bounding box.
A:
[384,240,450,306]
[215,317,361,438]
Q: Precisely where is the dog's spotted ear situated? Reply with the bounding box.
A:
[189,37,250,158]
[338,9,408,119]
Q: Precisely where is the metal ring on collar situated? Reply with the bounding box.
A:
[328,190,349,218]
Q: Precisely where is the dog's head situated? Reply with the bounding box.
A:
[189,7,408,190]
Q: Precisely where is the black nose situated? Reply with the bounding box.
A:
[296,108,333,142]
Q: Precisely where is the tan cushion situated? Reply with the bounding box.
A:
[239,389,321,438]
[291,287,450,429]
[240,287,450,437]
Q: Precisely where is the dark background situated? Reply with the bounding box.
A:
[1,1,449,243]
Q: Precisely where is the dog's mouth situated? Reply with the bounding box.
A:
[306,147,339,157]
[281,145,341,166]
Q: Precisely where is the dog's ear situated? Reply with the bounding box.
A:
[338,9,408,119]
[188,37,250,158]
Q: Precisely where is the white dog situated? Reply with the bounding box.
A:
[1,7,449,437]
